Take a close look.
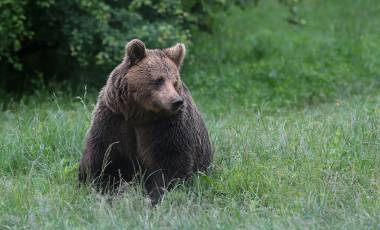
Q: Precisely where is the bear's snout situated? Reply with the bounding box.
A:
[171,97,184,111]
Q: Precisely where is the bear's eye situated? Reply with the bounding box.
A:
[154,77,164,86]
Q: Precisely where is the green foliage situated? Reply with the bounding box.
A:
[0,0,246,88]
[0,0,32,70]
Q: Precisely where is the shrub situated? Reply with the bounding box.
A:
[0,0,249,91]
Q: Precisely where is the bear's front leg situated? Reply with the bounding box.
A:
[144,169,176,205]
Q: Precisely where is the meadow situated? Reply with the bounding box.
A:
[1,0,380,229]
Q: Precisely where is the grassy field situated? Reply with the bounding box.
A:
[1,0,380,229]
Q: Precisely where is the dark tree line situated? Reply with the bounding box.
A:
[0,0,299,92]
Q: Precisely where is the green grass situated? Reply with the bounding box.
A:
[1,92,379,229]
[1,0,380,229]
[186,0,380,112]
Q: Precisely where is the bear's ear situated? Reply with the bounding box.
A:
[125,39,146,65]
[163,43,186,68]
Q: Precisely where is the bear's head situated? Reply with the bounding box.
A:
[124,39,186,115]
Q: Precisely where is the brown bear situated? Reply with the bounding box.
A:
[78,39,212,204]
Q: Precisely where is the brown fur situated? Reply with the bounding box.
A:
[78,39,212,204]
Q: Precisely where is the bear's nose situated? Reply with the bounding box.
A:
[171,97,184,110]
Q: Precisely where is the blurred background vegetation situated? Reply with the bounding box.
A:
[0,0,379,111]
[0,0,250,92]
[0,0,303,92]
